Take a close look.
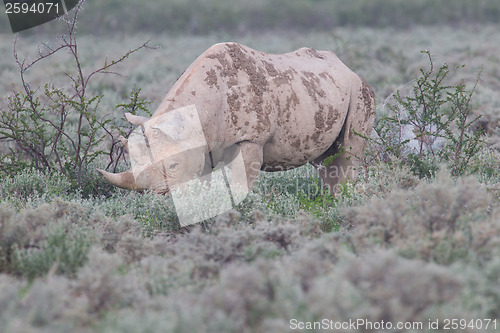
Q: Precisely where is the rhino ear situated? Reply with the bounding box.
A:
[125,113,149,126]
[119,135,129,152]
[152,112,191,141]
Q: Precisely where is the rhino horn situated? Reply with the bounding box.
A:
[125,113,148,126]
[97,169,139,190]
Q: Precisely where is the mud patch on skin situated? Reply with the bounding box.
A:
[231,113,239,127]
[207,52,238,88]
[307,48,325,59]
[231,45,269,98]
[205,68,219,88]
[263,60,280,77]
[301,71,328,129]
[314,112,324,130]
[291,137,301,150]
[311,131,321,143]
[285,91,299,107]
[212,44,269,98]
[227,92,242,131]
[254,102,272,132]
[227,92,241,113]
[325,106,339,131]
[225,44,272,133]
[361,77,376,122]
[301,71,327,99]
[271,68,297,87]
[319,71,340,90]
[284,92,299,123]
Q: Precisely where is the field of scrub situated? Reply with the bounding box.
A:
[0,1,499,331]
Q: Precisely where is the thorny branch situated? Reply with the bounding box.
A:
[1,0,154,189]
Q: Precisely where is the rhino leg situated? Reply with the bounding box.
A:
[313,78,375,194]
[231,141,263,191]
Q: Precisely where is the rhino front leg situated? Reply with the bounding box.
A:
[228,141,263,192]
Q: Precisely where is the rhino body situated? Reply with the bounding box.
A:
[99,42,375,194]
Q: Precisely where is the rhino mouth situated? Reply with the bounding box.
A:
[152,183,171,196]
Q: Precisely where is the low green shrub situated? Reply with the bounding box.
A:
[0,177,498,331]
[463,148,500,185]
[97,190,180,236]
[0,198,144,279]
[343,170,498,265]
[0,168,73,203]
[371,51,486,178]
[406,151,441,179]
[0,202,92,279]
[13,222,91,280]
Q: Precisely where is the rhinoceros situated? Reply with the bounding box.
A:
[98,42,375,195]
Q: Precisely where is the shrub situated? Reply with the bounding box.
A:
[0,197,146,279]
[13,221,91,280]
[0,184,498,331]
[0,1,151,196]
[371,51,485,178]
[72,248,149,317]
[1,276,78,331]
[0,168,73,203]
[357,162,421,198]
[307,250,463,324]
[460,254,500,318]
[253,165,349,230]
[0,201,97,279]
[343,170,497,265]
[97,190,180,236]
[466,149,500,184]
[103,86,152,173]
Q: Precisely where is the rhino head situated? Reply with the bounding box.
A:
[98,105,207,194]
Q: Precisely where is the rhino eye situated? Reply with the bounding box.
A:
[169,162,179,170]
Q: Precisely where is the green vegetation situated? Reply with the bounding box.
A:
[0,1,499,331]
[0,7,152,197]
[0,164,499,332]
[372,51,485,178]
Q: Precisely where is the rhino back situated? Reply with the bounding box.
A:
[153,42,360,166]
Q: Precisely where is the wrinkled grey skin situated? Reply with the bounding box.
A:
[98,42,375,194]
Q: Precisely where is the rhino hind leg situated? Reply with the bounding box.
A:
[313,78,375,195]
[313,143,358,195]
